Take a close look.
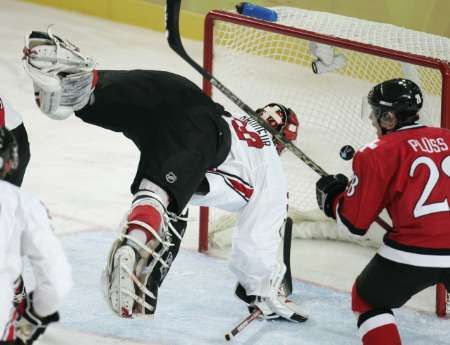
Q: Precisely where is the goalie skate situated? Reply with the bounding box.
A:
[234,264,308,323]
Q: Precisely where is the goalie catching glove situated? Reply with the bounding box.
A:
[14,292,60,345]
[316,174,349,218]
[22,27,97,120]
[235,264,308,323]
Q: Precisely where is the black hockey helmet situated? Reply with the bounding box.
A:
[367,78,422,124]
[0,127,19,179]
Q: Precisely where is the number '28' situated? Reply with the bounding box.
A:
[410,156,450,217]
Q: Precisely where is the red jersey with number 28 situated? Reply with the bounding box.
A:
[334,124,450,267]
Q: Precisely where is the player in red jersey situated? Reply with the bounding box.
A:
[316,78,450,345]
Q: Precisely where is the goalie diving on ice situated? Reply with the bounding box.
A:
[22,26,306,323]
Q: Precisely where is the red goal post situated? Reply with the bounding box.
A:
[200,7,450,316]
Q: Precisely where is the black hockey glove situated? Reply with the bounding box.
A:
[316,174,349,218]
[15,292,60,345]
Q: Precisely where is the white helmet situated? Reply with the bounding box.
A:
[22,27,97,120]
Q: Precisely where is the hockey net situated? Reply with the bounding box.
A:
[200,6,450,316]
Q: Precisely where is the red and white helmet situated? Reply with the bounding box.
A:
[256,103,299,154]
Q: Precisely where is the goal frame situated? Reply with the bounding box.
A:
[199,9,450,317]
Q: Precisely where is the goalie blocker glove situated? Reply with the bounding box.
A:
[316,174,349,218]
[14,292,60,345]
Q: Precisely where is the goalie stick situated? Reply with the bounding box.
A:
[282,217,293,296]
[225,308,262,341]
[164,0,393,233]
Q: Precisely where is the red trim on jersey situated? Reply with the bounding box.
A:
[209,169,254,202]
[127,205,162,242]
[228,178,254,200]
[92,69,99,89]
[2,309,18,341]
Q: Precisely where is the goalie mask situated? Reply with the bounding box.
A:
[256,103,299,154]
[0,127,19,179]
[22,27,97,120]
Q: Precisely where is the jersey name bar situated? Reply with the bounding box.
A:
[238,115,272,146]
[408,137,449,153]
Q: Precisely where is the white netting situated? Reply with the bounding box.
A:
[275,7,450,60]
[204,7,450,249]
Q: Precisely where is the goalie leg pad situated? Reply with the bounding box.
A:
[109,245,138,318]
[140,208,188,315]
[102,225,162,318]
[102,207,188,318]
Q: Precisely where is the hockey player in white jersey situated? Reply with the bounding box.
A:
[1,94,34,344]
[0,127,72,345]
[190,103,306,322]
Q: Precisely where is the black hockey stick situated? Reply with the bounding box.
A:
[282,217,293,296]
[225,308,262,341]
[165,0,392,232]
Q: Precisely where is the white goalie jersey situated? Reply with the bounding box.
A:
[0,181,72,336]
[190,114,288,297]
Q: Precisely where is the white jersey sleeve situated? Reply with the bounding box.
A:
[20,192,73,316]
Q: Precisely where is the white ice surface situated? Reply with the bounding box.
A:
[25,231,450,345]
[0,0,449,344]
